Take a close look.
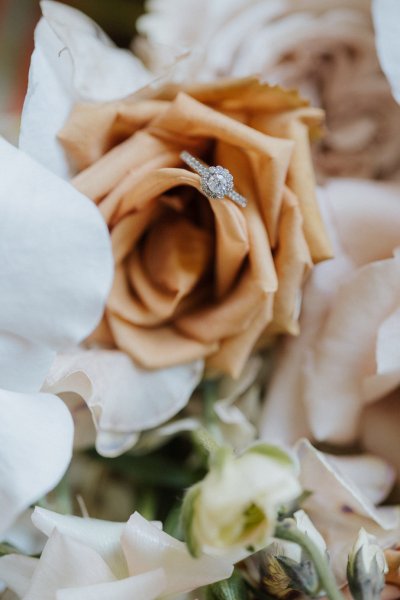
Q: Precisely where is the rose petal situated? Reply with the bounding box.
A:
[4,510,47,556]
[0,391,73,536]
[44,349,203,456]
[121,512,233,595]
[20,0,152,177]
[304,253,400,443]
[32,507,126,579]
[0,139,113,392]
[372,0,400,103]
[324,454,395,505]
[297,439,400,581]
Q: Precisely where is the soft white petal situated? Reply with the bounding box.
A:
[372,0,400,103]
[57,569,166,600]
[121,512,233,596]
[20,0,152,177]
[0,391,73,537]
[24,530,116,600]
[4,510,47,556]
[32,508,127,579]
[376,308,400,374]
[0,139,113,392]
[304,253,400,443]
[44,349,203,457]
[0,555,38,597]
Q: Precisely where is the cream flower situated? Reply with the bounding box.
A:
[182,445,301,556]
[0,508,233,599]
[261,179,400,448]
[0,139,113,537]
[137,0,400,179]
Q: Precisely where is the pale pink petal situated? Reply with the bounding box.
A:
[0,392,73,537]
[20,1,152,177]
[44,349,203,457]
[304,253,400,443]
[323,179,400,267]
[325,454,395,505]
[121,512,233,595]
[297,440,400,581]
[372,0,400,103]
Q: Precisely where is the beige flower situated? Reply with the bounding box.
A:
[60,78,331,377]
[137,0,400,179]
[261,179,400,449]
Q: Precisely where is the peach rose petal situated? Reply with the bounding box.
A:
[44,349,204,457]
[108,315,218,368]
[304,252,400,444]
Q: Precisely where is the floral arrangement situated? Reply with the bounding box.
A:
[0,1,400,599]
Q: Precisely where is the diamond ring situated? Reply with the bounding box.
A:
[180,151,247,208]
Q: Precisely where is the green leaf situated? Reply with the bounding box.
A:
[180,484,201,558]
[246,444,295,468]
[205,569,249,600]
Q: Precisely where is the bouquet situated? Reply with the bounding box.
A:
[0,1,400,599]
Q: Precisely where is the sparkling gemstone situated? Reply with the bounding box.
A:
[207,173,228,197]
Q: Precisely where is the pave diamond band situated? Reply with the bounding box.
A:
[180,151,247,208]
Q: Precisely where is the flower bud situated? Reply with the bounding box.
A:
[347,528,388,600]
[182,444,301,557]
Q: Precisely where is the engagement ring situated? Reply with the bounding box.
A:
[180,151,247,208]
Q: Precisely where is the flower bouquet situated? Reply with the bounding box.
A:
[1,1,400,599]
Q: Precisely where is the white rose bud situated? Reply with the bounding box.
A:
[347,528,388,600]
[182,444,301,557]
[293,510,327,556]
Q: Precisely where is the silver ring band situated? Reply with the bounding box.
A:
[180,151,247,208]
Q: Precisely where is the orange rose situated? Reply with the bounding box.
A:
[60,78,331,377]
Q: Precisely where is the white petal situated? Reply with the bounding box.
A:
[44,349,203,457]
[32,508,127,579]
[0,139,113,392]
[23,530,116,600]
[0,391,73,536]
[304,254,400,443]
[4,510,47,556]
[121,512,233,595]
[372,0,400,103]
[20,1,152,177]
[0,555,39,597]
[56,569,166,600]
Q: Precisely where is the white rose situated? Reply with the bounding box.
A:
[183,445,301,556]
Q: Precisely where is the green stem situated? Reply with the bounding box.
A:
[202,379,224,444]
[275,519,345,600]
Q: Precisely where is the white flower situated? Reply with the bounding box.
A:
[16,0,206,457]
[0,139,113,538]
[182,445,301,557]
[293,510,327,555]
[0,508,233,599]
[350,528,388,575]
